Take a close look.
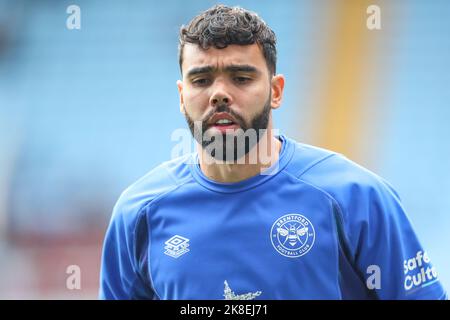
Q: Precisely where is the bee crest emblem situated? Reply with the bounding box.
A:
[270,213,315,258]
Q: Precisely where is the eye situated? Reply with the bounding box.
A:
[234,76,251,84]
[192,78,211,86]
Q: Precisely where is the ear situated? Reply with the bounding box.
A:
[176,80,185,114]
[270,74,285,110]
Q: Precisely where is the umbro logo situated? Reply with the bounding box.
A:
[164,235,190,258]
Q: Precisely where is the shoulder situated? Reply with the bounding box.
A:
[111,153,194,225]
[289,140,398,195]
[284,139,401,217]
[284,140,407,260]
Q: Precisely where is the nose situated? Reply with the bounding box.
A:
[209,82,232,107]
[211,96,229,105]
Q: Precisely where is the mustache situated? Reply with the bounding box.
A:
[203,104,245,128]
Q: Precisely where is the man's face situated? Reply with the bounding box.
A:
[177,43,280,161]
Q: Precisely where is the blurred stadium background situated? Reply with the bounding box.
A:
[0,0,449,299]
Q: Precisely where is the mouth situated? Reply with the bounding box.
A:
[210,123,239,133]
[208,113,240,132]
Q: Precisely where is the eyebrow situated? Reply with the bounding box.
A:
[186,64,260,78]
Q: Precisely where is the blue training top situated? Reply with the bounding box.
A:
[99,135,447,300]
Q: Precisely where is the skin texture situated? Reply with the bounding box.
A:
[177,43,285,183]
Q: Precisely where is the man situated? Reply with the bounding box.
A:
[99,5,447,299]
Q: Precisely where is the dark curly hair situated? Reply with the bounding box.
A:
[178,5,277,75]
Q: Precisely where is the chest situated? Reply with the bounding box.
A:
[147,187,342,299]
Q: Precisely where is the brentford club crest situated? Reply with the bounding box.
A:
[270,213,315,258]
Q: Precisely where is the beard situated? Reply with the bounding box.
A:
[184,94,272,162]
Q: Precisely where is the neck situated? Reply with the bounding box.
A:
[198,128,282,183]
